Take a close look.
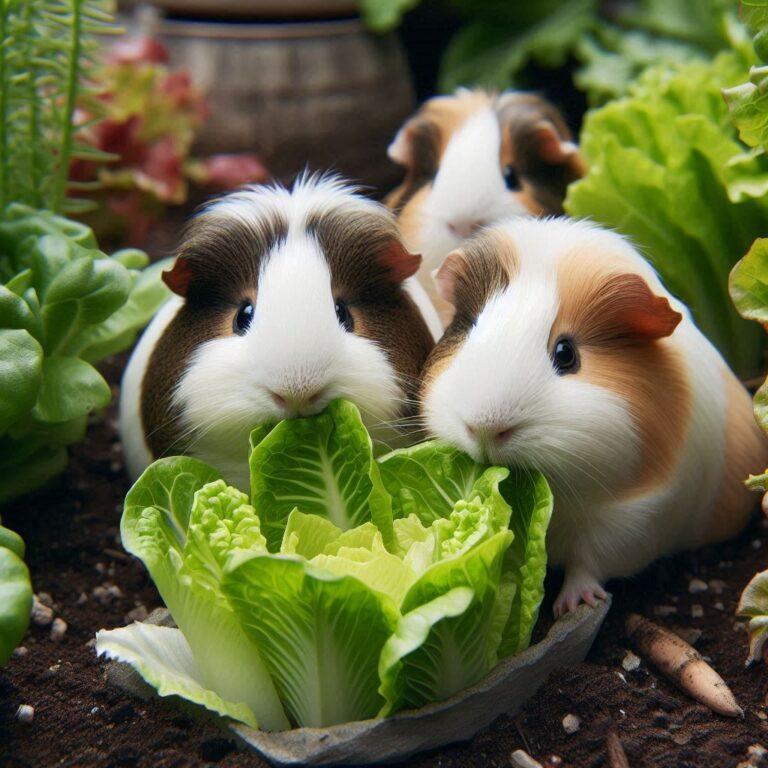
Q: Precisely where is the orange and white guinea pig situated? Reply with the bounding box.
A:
[420,217,768,616]
[385,88,585,325]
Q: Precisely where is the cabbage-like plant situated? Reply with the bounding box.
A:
[97,400,552,730]
[0,1,168,503]
[0,517,31,665]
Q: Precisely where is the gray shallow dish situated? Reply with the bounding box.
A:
[230,597,611,766]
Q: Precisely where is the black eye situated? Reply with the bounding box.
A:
[233,301,254,335]
[335,299,354,332]
[552,337,579,375]
[503,165,521,191]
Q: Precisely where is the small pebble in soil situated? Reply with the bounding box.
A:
[688,578,708,593]
[125,605,148,623]
[714,601,725,611]
[748,744,767,763]
[622,651,641,672]
[562,714,580,734]
[753,540,763,550]
[15,704,34,724]
[691,604,704,618]
[709,579,726,594]
[95,562,107,575]
[509,749,543,768]
[546,757,562,767]
[673,731,692,745]
[76,592,88,606]
[12,646,27,658]
[654,605,678,617]
[37,592,54,608]
[31,596,54,627]
[50,618,67,642]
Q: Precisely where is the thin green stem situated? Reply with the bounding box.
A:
[52,0,83,214]
[0,1,10,210]
[22,1,42,208]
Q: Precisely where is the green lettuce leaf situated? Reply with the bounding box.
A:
[379,531,514,714]
[737,568,768,664]
[250,399,394,551]
[96,623,259,728]
[122,459,288,730]
[223,554,400,727]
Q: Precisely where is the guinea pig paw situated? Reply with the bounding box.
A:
[553,576,607,618]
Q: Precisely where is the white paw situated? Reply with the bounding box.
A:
[553,574,607,618]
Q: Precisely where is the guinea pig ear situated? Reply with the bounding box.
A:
[161,258,194,297]
[433,249,465,306]
[379,239,421,283]
[387,125,412,167]
[530,121,581,167]
[598,272,683,341]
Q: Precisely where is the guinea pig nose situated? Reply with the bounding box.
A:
[447,219,483,240]
[465,422,516,445]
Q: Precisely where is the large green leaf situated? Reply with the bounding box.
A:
[249,399,394,551]
[34,357,110,423]
[0,539,32,666]
[223,554,399,727]
[0,329,42,433]
[377,441,485,524]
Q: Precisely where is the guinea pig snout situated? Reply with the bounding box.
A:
[267,384,326,416]
[463,420,517,448]
[447,218,484,240]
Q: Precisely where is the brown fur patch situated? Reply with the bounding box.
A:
[554,253,690,494]
[705,372,768,543]
[309,209,435,408]
[420,230,514,391]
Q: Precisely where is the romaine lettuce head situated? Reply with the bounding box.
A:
[101,400,552,730]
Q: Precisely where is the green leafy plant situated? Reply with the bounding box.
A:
[96,400,552,729]
[0,2,169,504]
[565,48,768,378]
[0,516,32,665]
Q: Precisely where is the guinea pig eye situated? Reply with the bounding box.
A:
[503,165,521,191]
[233,301,254,335]
[335,299,354,332]
[552,337,579,375]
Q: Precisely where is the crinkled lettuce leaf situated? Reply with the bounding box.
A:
[223,554,400,727]
[250,399,394,551]
[565,50,767,377]
[738,568,768,664]
[121,458,288,730]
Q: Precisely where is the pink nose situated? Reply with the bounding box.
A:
[447,220,483,240]
[465,423,516,445]
[269,388,323,413]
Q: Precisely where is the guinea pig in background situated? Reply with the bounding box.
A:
[420,217,768,616]
[120,174,441,489]
[385,88,585,324]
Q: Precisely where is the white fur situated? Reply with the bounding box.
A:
[424,217,730,607]
[416,108,530,286]
[121,175,434,489]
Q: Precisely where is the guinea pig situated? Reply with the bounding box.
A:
[385,88,585,325]
[120,174,441,489]
[420,217,768,616]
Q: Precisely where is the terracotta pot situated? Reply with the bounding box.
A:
[139,12,414,191]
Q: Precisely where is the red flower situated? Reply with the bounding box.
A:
[197,154,269,190]
[107,36,169,66]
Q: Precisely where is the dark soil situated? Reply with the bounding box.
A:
[1,356,768,768]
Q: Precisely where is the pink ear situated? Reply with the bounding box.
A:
[387,126,411,167]
[532,121,580,166]
[599,273,682,341]
[434,250,464,306]
[379,240,421,283]
[162,258,194,297]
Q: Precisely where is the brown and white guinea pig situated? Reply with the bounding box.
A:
[420,217,768,616]
[120,174,441,488]
[385,88,585,325]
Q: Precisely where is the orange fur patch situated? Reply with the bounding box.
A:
[705,371,768,543]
